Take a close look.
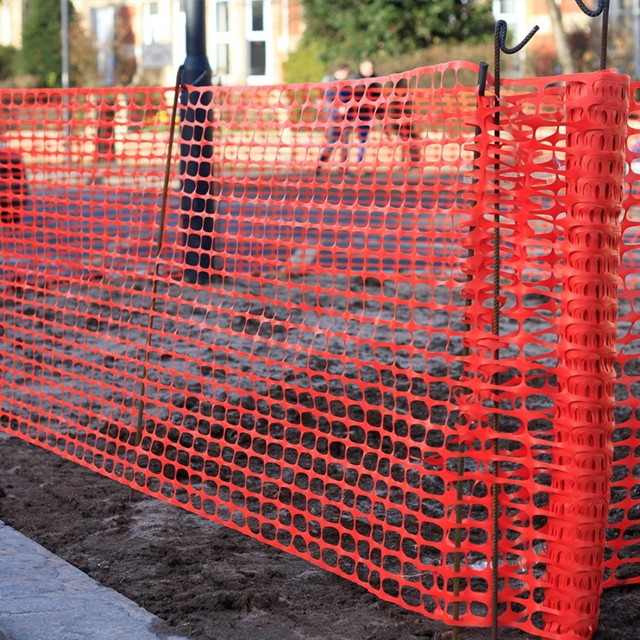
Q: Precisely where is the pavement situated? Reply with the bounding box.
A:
[0,520,192,640]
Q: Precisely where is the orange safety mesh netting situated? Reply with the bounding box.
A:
[608,81,640,588]
[0,64,637,639]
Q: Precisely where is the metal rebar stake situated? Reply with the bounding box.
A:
[131,68,184,500]
[450,61,489,640]
[489,20,538,640]
[574,0,610,70]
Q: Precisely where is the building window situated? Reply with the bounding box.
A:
[251,0,264,31]
[246,0,270,80]
[91,6,115,85]
[216,1,228,33]
[249,41,266,76]
[217,43,230,75]
[500,0,517,12]
[214,0,231,77]
[143,1,167,44]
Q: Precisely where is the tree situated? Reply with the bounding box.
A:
[300,0,494,64]
[284,41,326,83]
[608,2,640,79]
[17,0,95,87]
[0,45,17,81]
[17,0,64,86]
[545,0,577,73]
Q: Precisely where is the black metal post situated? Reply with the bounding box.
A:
[182,0,212,86]
[180,0,218,285]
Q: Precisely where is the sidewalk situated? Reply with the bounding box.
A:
[0,520,192,640]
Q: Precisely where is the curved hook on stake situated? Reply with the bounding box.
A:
[495,19,540,56]
[494,20,539,98]
[575,0,608,17]
[574,0,610,69]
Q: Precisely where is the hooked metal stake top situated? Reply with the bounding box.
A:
[493,20,539,98]
[575,0,610,70]
[575,0,609,17]
[495,20,540,56]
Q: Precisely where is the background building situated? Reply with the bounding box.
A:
[3,0,638,87]
[0,0,304,87]
[80,0,305,86]
[209,0,303,86]
[0,0,25,50]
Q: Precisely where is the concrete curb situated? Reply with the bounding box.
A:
[0,520,192,640]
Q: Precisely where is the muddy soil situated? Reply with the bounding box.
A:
[0,435,638,640]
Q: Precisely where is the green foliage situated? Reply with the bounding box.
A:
[300,0,494,64]
[18,0,66,86]
[17,0,96,87]
[375,40,497,76]
[283,41,327,83]
[0,45,17,81]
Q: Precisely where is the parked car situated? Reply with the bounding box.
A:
[0,145,29,224]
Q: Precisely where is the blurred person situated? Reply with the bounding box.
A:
[317,63,352,170]
[321,63,350,83]
[385,77,422,165]
[349,59,382,164]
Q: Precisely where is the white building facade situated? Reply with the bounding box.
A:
[85,0,303,86]
[0,0,25,49]
[1,0,303,87]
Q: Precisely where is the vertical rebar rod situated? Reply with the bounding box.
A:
[490,21,538,640]
[130,69,184,499]
[451,61,489,640]
[574,0,610,70]
[490,32,502,639]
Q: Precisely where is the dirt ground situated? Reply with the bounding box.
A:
[0,434,638,640]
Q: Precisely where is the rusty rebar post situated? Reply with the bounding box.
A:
[450,61,489,640]
[130,67,184,500]
[574,0,610,70]
[489,20,538,640]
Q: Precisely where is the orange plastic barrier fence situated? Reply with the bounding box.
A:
[0,63,638,640]
[609,83,640,589]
